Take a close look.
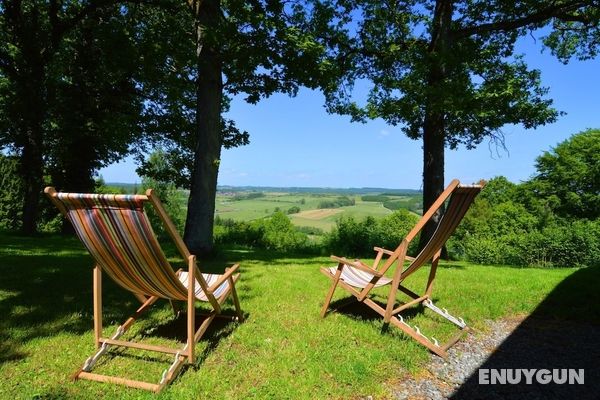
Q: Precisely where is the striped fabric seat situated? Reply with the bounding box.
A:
[327,266,392,288]
[178,272,231,301]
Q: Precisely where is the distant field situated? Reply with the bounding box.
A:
[294,209,343,219]
[215,191,421,232]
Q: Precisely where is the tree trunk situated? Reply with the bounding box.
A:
[184,0,222,256]
[418,0,453,252]
[419,111,446,251]
[20,129,44,235]
[18,62,46,235]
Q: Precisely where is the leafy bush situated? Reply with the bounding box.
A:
[449,173,600,268]
[214,217,264,248]
[295,225,324,236]
[141,177,186,238]
[287,206,301,214]
[215,212,314,253]
[326,210,419,257]
[261,212,309,251]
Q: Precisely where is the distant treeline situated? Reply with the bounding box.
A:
[318,196,355,209]
[230,192,266,201]
[361,194,422,213]
[218,186,421,196]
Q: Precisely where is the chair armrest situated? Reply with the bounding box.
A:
[330,255,383,277]
[374,247,394,256]
[374,246,415,261]
[207,263,240,293]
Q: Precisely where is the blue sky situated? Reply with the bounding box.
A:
[100,33,600,190]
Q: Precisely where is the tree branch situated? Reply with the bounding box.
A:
[453,0,592,38]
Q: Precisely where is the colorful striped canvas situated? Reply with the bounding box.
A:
[54,193,189,300]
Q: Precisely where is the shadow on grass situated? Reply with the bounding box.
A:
[92,311,244,373]
[328,297,427,324]
[0,233,245,369]
[0,250,102,365]
[450,266,600,400]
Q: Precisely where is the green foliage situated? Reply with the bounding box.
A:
[136,0,349,188]
[383,197,422,213]
[361,195,391,202]
[295,225,324,236]
[322,0,598,248]
[262,212,310,252]
[215,213,313,253]
[287,206,301,214]
[0,154,23,231]
[318,196,355,209]
[449,132,600,269]
[456,221,600,268]
[232,192,265,201]
[45,6,143,194]
[139,151,186,238]
[95,177,128,195]
[321,0,600,147]
[326,210,419,257]
[530,129,600,219]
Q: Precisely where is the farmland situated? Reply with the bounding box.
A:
[214,189,422,232]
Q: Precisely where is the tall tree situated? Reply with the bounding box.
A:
[49,7,141,187]
[0,0,136,234]
[324,0,600,249]
[0,0,179,233]
[138,0,347,255]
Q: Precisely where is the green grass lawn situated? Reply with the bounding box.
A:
[0,232,597,399]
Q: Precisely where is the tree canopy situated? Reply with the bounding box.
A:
[323,0,600,248]
[0,0,158,232]
[531,128,600,219]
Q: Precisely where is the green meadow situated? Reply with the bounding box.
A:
[215,192,417,232]
[1,232,597,399]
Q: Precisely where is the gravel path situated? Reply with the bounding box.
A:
[391,316,600,400]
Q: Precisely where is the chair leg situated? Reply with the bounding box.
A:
[169,300,182,318]
[228,278,244,322]
[93,266,102,350]
[187,258,196,365]
[320,265,343,318]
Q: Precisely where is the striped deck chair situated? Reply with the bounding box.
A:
[44,187,243,393]
[320,179,483,358]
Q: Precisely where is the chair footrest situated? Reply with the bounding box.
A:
[77,371,160,392]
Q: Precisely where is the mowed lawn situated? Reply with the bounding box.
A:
[0,233,597,399]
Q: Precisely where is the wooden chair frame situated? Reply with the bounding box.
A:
[45,187,243,393]
[320,180,482,358]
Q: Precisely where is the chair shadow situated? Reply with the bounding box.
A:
[450,266,600,400]
[0,233,252,367]
[328,297,426,324]
[96,310,246,372]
